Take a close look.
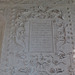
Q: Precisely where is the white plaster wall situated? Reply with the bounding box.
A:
[0,0,75,75]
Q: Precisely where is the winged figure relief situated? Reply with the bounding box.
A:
[14,27,26,49]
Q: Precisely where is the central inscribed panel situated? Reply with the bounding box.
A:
[29,19,53,52]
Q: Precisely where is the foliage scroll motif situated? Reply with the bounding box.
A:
[0,0,74,4]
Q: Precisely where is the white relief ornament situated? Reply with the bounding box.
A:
[50,68,56,73]
[56,68,64,73]
[0,4,74,75]
[15,27,25,48]
[29,54,52,71]
[18,67,32,74]
[11,0,24,3]
[56,50,66,59]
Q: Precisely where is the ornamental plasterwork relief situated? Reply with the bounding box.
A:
[0,5,75,75]
[0,0,74,4]
[10,0,74,4]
